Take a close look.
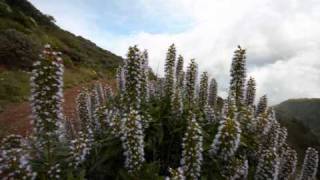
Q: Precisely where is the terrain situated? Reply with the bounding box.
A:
[0,0,123,110]
[274,98,320,160]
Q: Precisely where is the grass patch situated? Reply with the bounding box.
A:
[64,67,98,88]
[0,70,30,110]
[0,66,112,112]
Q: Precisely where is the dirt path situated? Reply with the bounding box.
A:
[0,80,115,138]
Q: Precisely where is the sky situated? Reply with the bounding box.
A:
[30,0,320,104]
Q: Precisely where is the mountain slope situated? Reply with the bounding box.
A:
[0,0,123,109]
[275,99,320,138]
[274,98,320,160]
[0,0,122,70]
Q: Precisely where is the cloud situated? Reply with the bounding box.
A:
[251,49,320,104]
[30,0,320,104]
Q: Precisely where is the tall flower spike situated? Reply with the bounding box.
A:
[176,55,184,88]
[185,59,198,108]
[256,111,273,139]
[95,82,105,104]
[120,109,145,172]
[211,92,240,161]
[203,105,216,124]
[256,95,268,117]
[30,44,65,147]
[208,78,218,109]
[164,44,176,101]
[198,72,209,110]
[123,45,142,110]
[90,87,101,112]
[299,147,319,180]
[255,148,280,180]
[210,113,241,161]
[75,90,94,161]
[90,88,102,132]
[229,45,246,109]
[245,77,256,107]
[76,89,93,135]
[104,108,123,137]
[155,77,165,98]
[225,91,237,119]
[261,120,280,151]
[147,80,157,99]
[180,113,203,179]
[278,147,297,180]
[69,131,92,168]
[117,67,126,93]
[171,85,183,115]
[0,135,35,179]
[239,105,256,134]
[140,50,150,104]
[171,55,185,116]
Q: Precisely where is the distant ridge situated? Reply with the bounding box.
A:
[274,98,320,159]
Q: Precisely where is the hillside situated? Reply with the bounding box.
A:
[274,98,320,160]
[0,0,123,110]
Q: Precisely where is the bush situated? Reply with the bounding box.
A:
[0,29,41,69]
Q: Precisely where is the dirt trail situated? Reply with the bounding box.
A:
[0,80,114,137]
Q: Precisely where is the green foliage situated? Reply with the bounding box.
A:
[175,55,184,88]
[2,1,319,179]
[1,43,319,179]
[0,29,41,69]
[275,98,320,139]
[0,70,30,108]
[4,0,56,26]
[0,1,12,15]
[198,72,209,109]
[63,67,98,88]
[208,78,218,109]
[245,77,256,107]
[275,103,320,161]
[185,59,197,109]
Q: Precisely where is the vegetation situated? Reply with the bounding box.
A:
[0,1,319,179]
[0,67,106,110]
[0,70,30,108]
[0,44,318,179]
[0,0,122,109]
[275,98,320,140]
[274,98,320,178]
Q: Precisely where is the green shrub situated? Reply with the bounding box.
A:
[0,29,41,69]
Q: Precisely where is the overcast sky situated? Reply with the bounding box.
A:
[30,0,320,104]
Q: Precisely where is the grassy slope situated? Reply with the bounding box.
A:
[0,0,122,110]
